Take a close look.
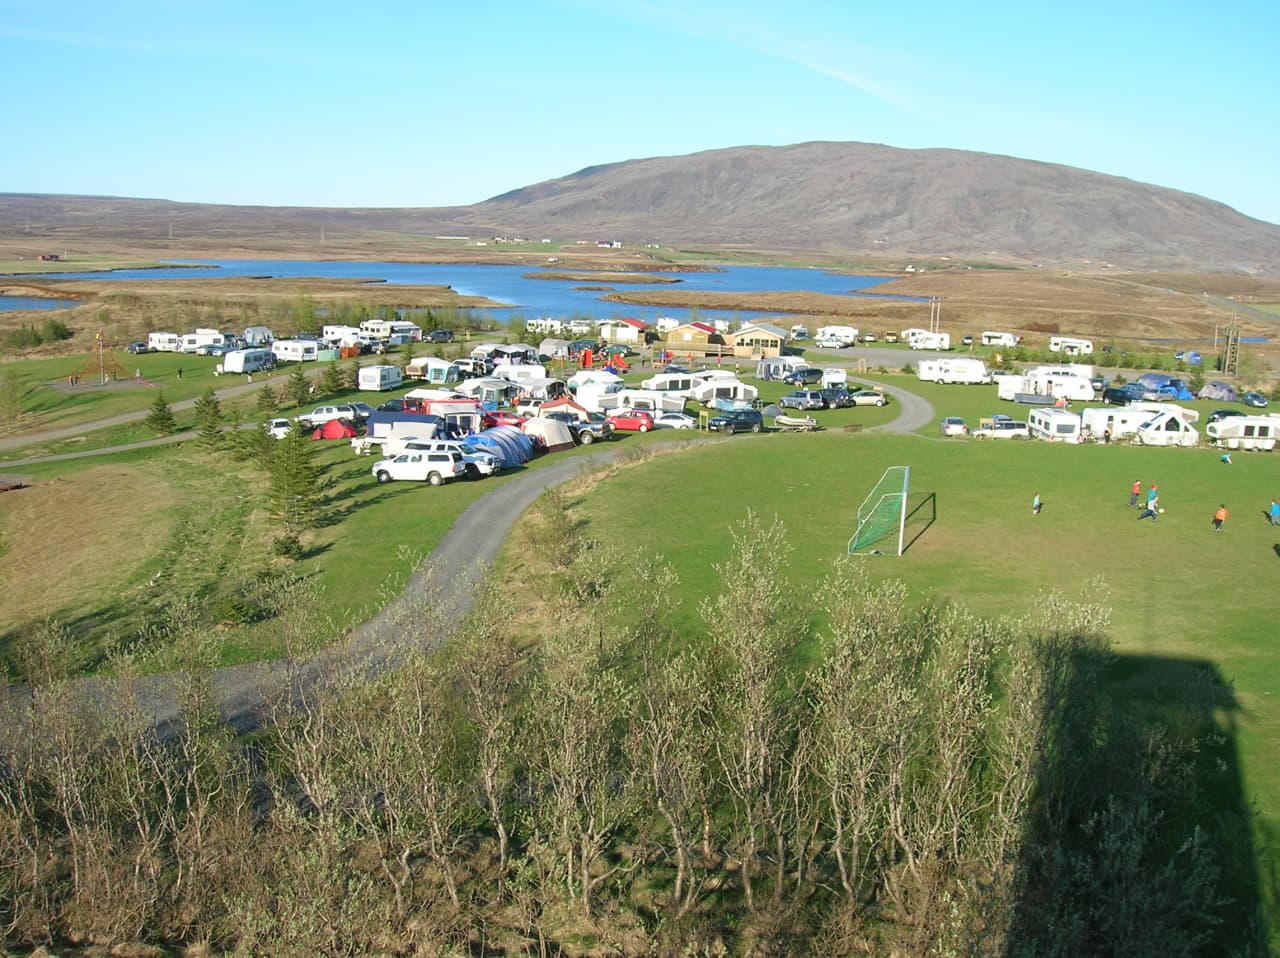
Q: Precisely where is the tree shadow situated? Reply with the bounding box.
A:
[1006,649,1268,956]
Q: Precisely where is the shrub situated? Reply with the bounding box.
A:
[271,534,304,559]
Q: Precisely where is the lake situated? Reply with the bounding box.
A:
[4,259,924,325]
[0,295,82,313]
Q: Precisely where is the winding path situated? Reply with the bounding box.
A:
[3,375,936,738]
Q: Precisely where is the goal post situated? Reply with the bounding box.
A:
[847,465,910,557]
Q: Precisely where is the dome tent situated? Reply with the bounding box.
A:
[1198,381,1239,402]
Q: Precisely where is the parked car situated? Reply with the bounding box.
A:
[265,418,293,439]
[297,404,358,426]
[814,336,847,349]
[607,409,655,432]
[1242,391,1270,408]
[847,389,889,407]
[652,411,696,430]
[1207,408,1247,424]
[400,439,500,479]
[426,329,454,343]
[782,367,824,386]
[544,411,614,444]
[707,409,765,434]
[818,387,855,408]
[346,401,376,421]
[514,398,545,417]
[973,419,1030,439]
[127,341,149,354]
[1102,384,1146,405]
[196,343,229,356]
[483,408,527,428]
[940,416,969,437]
[961,334,974,346]
[1089,376,1108,392]
[883,332,898,344]
[861,332,878,343]
[371,450,467,486]
[378,398,425,414]
[779,389,826,411]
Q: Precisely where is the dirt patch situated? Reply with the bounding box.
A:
[0,464,175,640]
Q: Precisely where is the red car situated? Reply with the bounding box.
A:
[606,409,655,433]
[484,409,527,428]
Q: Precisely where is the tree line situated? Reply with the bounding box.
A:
[0,512,1255,956]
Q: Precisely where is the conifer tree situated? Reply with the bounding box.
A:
[193,387,223,449]
[255,383,279,417]
[284,366,311,410]
[268,424,321,535]
[319,361,344,397]
[145,391,177,435]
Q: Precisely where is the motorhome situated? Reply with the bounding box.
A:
[1048,336,1094,356]
[981,331,1020,348]
[178,328,226,353]
[271,338,320,362]
[789,325,810,341]
[917,358,990,385]
[221,348,275,375]
[358,364,404,391]
[815,325,859,346]
[1205,413,1280,451]
[359,319,422,342]
[907,331,951,351]
[1028,407,1084,443]
[147,331,181,353]
[524,317,563,335]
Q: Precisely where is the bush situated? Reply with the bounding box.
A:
[271,534,304,559]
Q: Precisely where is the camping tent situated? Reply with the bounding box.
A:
[1198,381,1240,402]
[1136,373,1195,400]
[522,417,576,453]
[1136,410,1200,447]
[469,426,533,468]
[312,419,358,440]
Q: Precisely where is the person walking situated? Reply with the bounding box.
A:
[1138,494,1160,521]
[1032,491,1042,515]
[1213,503,1228,532]
[177,367,183,380]
[1129,479,1141,507]
[1270,499,1279,526]
[1147,483,1158,509]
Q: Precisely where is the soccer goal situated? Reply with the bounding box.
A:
[847,466,910,556]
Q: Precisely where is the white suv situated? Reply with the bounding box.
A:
[972,419,1030,439]
[371,450,466,486]
[297,404,356,427]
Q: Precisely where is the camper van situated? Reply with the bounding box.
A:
[147,331,181,353]
[982,331,1020,348]
[222,348,275,375]
[1205,414,1280,451]
[178,328,226,353]
[271,339,320,363]
[358,365,404,392]
[1048,336,1094,356]
[815,325,859,346]
[907,331,951,351]
[917,358,990,385]
[1028,408,1084,443]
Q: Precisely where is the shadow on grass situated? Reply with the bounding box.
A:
[901,491,936,555]
[1007,649,1268,956]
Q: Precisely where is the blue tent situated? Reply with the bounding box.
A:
[1136,373,1195,400]
[1183,351,1203,366]
[469,425,533,468]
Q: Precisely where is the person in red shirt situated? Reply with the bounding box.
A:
[1213,504,1228,532]
[1129,479,1142,507]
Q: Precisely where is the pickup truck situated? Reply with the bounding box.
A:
[544,411,614,444]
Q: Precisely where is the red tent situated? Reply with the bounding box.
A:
[312,419,358,440]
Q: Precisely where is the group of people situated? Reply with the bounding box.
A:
[1126,477,1279,532]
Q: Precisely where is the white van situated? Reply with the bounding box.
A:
[1028,407,1083,443]
[271,339,320,363]
[147,331,181,352]
[358,364,404,391]
[222,348,275,374]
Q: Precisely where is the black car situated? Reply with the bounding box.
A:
[377,398,424,414]
[127,341,149,354]
[782,367,823,386]
[818,387,855,408]
[1207,408,1247,424]
[707,409,765,434]
[1102,384,1146,405]
[426,329,454,343]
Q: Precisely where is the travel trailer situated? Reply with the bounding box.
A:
[1135,410,1200,447]
[271,339,320,363]
[690,378,758,406]
[358,364,404,392]
[1027,407,1084,443]
[917,358,990,385]
[179,328,226,353]
[322,324,364,347]
[359,319,422,342]
[221,348,275,375]
[147,331,181,352]
[907,331,951,351]
[1048,336,1094,356]
[982,331,1020,347]
[1205,414,1280,451]
[815,325,859,346]
[242,325,274,347]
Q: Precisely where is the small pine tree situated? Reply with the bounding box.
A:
[0,370,24,429]
[256,384,279,417]
[268,425,322,535]
[193,387,224,449]
[145,391,177,435]
[400,341,418,372]
[319,361,344,397]
[284,366,312,410]
[342,360,360,392]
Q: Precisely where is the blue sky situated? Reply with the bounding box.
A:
[3,0,1278,224]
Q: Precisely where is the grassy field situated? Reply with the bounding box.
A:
[523,427,1280,937]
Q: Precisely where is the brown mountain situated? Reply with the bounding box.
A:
[4,141,1279,274]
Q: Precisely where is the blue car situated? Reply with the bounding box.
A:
[1242,391,1270,408]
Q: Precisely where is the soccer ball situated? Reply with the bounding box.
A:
[1159,507,1166,514]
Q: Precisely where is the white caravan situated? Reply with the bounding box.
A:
[595,388,687,415]
[907,331,951,350]
[179,328,226,353]
[359,319,422,342]
[491,363,547,385]
[1048,336,1094,355]
[1205,414,1280,451]
[322,324,364,347]
[358,364,404,391]
[221,348,275,374]
[271,339,320,362]
[1024,372,1095,402]
[982,331,1020,347]
[690,378,758,406]
[1027,408,1084,443]
[1080,405,1163,441]
[815,325,859,346]
[641,371,696,395]
[1136,410,1200,447]
[917,358,990,385]
[147,331,181,352]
